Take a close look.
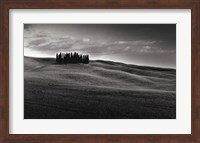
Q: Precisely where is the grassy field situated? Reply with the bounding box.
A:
[24,56,176,119]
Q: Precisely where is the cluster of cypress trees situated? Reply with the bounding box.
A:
[56,52,89,64]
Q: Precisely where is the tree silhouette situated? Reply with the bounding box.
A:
[56,52,89,64]
[56,53,58,63]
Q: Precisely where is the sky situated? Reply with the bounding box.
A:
[24,24,176,68]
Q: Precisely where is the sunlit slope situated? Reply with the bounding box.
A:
[24,56,176,119]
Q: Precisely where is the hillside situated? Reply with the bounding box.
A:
[24,56,176,119]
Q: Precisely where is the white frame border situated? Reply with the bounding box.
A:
[9,9,191,134]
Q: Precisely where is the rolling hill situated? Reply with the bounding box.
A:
[24,56,176,119]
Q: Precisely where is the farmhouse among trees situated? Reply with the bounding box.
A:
[56,52,89,64]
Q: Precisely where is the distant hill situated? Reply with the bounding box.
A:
[24,56,176,119]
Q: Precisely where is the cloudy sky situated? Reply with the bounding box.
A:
[24,24,176,68]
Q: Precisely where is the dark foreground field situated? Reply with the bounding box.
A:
[24,56,176,119]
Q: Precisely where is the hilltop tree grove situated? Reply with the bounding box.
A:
[56,52,89,64]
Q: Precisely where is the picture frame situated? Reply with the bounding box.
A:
[0,0,199,143]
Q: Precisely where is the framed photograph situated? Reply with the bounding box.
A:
[0,0,199,143]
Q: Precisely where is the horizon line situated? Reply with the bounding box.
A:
[24,55,176,70]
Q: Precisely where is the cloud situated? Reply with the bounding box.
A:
[24,31,175,56]
[82,38,90,42]
[29,38,49,46]
[34,32,51,38]
[143,45,151,49]
[125,46,130,51]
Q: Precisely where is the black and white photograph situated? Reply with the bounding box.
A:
[24,24,176,119]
